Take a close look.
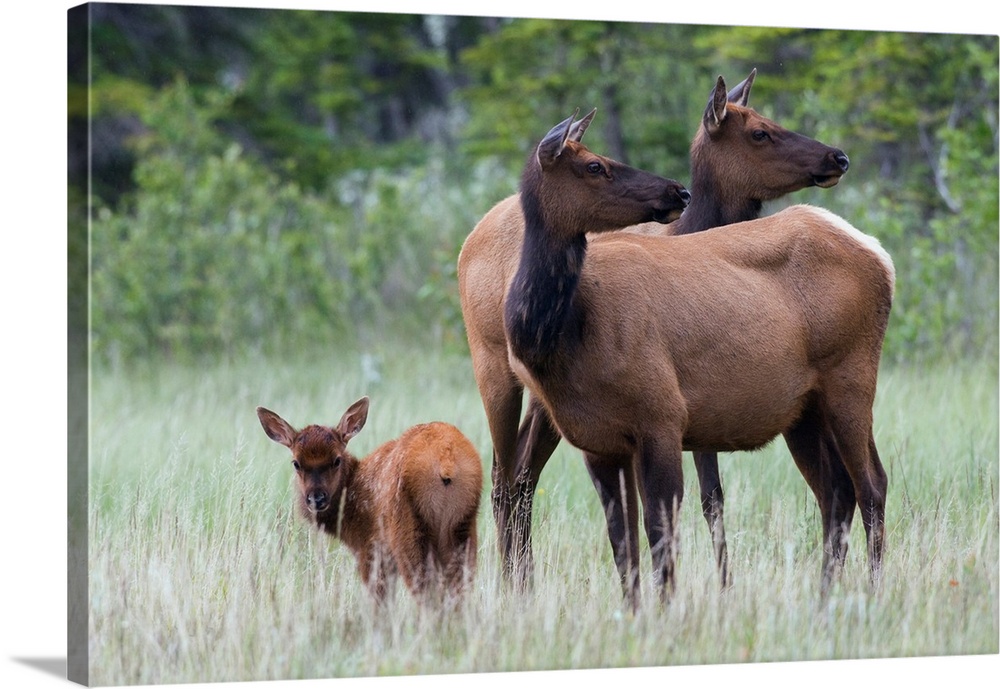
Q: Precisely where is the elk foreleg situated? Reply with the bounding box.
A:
[507,395,563,589]
[584,454,641,611]
[637,436,684,605]
[479,369,527,588]
[359,546,398,606]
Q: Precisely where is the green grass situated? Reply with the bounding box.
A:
[87,348,999,685]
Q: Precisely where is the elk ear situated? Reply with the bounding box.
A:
[703,75,729,133]
[536,109,580,169]
[337,396,370,441]
[568,108,597,143]
[257,407,297,448]
[727,68,756,106]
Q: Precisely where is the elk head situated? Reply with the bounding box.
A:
[256,397,370,521]
[524,108,690,242]
[698,69,850,197]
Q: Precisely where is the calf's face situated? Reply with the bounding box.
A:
[256,398,371,517]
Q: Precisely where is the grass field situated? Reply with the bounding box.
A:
[87,347,998,686]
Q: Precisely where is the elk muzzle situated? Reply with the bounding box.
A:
[305,489,330,513]
[652,184,691,223]
[813,149,850,188]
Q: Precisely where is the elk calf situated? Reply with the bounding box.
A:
[256,397,482,603]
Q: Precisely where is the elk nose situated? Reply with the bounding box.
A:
[833,151,850,172]
[677,187,692,206]
[307,491,329,512]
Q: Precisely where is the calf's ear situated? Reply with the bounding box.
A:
[257,407,297,448]
[337,397,370,441]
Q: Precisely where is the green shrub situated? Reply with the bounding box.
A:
[90,79,517,364]
[92,81,355,363]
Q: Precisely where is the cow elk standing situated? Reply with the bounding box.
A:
[458,71,852,591]
[504,112,893,609]
[256,397,483,605]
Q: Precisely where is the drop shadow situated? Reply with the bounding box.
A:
[11,657,66,680]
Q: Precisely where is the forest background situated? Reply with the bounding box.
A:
[70,1,999,367]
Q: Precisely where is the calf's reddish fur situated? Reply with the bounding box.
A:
[257,397,482,603]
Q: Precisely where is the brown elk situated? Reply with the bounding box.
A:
[256,397,483,603]
[458,70,851,591]
[504,112,893,608]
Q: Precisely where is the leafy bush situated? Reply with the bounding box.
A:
[91,80,515,364]
[92,81,355,363]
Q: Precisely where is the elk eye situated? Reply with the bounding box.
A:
[333,456,342,468]
[291,460,301,471]
[752,129,770,142]
[586,161,603,174]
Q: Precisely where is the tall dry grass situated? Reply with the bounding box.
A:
[87,349,998,685]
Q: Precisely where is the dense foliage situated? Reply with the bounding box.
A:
[72,6,999,364]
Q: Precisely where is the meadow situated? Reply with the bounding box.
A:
[87,346,998,686]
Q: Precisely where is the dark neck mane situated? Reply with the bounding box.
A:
[670,166,762,235]
[311,457,359,542]
[504,178,586,375]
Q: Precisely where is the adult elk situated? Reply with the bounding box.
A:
[505,112,892,608]
[458,70,851,590]
[257,397,483,604]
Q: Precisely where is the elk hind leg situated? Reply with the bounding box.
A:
[863,432,887,585]
[826,368,889,585]
[825,394,887,589]
[693,450,730,588]
[443,517,478,600]
[783,400,857,595]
